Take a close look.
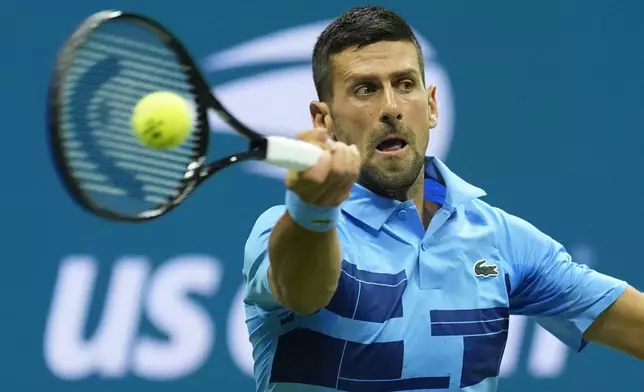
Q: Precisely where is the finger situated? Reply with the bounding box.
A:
[342,144,359,173]
[328,142,348,177]
[297,128,329,144]
[334,143,359,179]
[315,143,353,204]
[309,138,331,152]
[289,141,358,206]
[296,152,346,206]
[338,144,360,193]
[344,143,360,179]
[287,137,331,183]
[348,144,360,174]
[301,149,332,183]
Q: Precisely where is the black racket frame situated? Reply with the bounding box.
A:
[49,11,270,222]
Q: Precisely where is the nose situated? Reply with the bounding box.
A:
[380,111,403,124]
[379,87,403,125]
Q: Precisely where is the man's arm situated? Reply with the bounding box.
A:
[268,212,342,315]
[266,130,360,315]
[584,286,644,360]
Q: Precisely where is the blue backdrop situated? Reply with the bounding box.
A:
[1,0,643,390]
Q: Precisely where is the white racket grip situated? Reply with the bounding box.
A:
[264,136,324,171]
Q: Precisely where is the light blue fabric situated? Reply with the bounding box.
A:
[242,157,627,391]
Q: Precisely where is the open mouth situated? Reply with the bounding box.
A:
[376,137,408,154]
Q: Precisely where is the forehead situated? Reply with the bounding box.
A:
[331,40,421,79]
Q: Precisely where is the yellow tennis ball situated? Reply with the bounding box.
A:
[131,91,193,149]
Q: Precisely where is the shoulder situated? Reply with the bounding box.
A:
[243,205,285,269]
[465,199,557,261]
[465,199,537,233]
[463,199,565,296]
[467,199,550,239]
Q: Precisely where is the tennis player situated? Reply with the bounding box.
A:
[243,6,644,391]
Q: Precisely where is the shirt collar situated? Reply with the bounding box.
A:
[341,157,487,231]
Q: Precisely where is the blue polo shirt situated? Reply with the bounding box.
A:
[243,157,627,392]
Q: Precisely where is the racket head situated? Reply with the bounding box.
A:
[48,10,212,222]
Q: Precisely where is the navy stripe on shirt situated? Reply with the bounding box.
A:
[461,331,509,387]
[270,328,450,390]
[430,306,509,323]
[430,307,509,337]
[430,307,510,387]
[325,260,407,323]
[341,260,407,285]
[431,318,509,336]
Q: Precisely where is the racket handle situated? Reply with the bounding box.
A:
[265,136,324,172]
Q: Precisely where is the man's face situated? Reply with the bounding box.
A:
[324,40,438,195]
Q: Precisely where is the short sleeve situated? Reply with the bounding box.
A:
[243,205,286,313]
[497,210,628,352]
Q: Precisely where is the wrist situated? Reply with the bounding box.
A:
[285,190,340,232]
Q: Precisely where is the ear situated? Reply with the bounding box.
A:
[309,101,335,139]
[310,101,330,127]
[427,85,438,129]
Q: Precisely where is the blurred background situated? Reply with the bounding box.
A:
[1,0,643,390]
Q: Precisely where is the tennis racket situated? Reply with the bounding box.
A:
[48,10,323,222]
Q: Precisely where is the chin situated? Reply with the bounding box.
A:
[361,159,423,194]
[372,148,420,169]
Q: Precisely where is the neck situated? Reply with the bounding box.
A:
[392,171,437,229]
[358,167,429,225]
[408,172,425,220]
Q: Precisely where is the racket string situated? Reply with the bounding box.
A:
[58,20,203,215]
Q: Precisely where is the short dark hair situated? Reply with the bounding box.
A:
[312,6,425,102]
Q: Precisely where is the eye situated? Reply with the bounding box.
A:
[398,79,415,91]
[354,84,377,96]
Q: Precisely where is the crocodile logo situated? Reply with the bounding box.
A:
[473,259,498,278]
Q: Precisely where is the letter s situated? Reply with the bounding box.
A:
[132,255,222,380]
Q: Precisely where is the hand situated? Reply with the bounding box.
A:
[286,129,360,207]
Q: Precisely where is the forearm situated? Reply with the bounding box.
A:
[268,212,342,314]
[584,286,644,360]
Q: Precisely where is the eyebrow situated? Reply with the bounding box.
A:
[345,68,420,82]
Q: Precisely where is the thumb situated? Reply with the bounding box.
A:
[308,128,330,144]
